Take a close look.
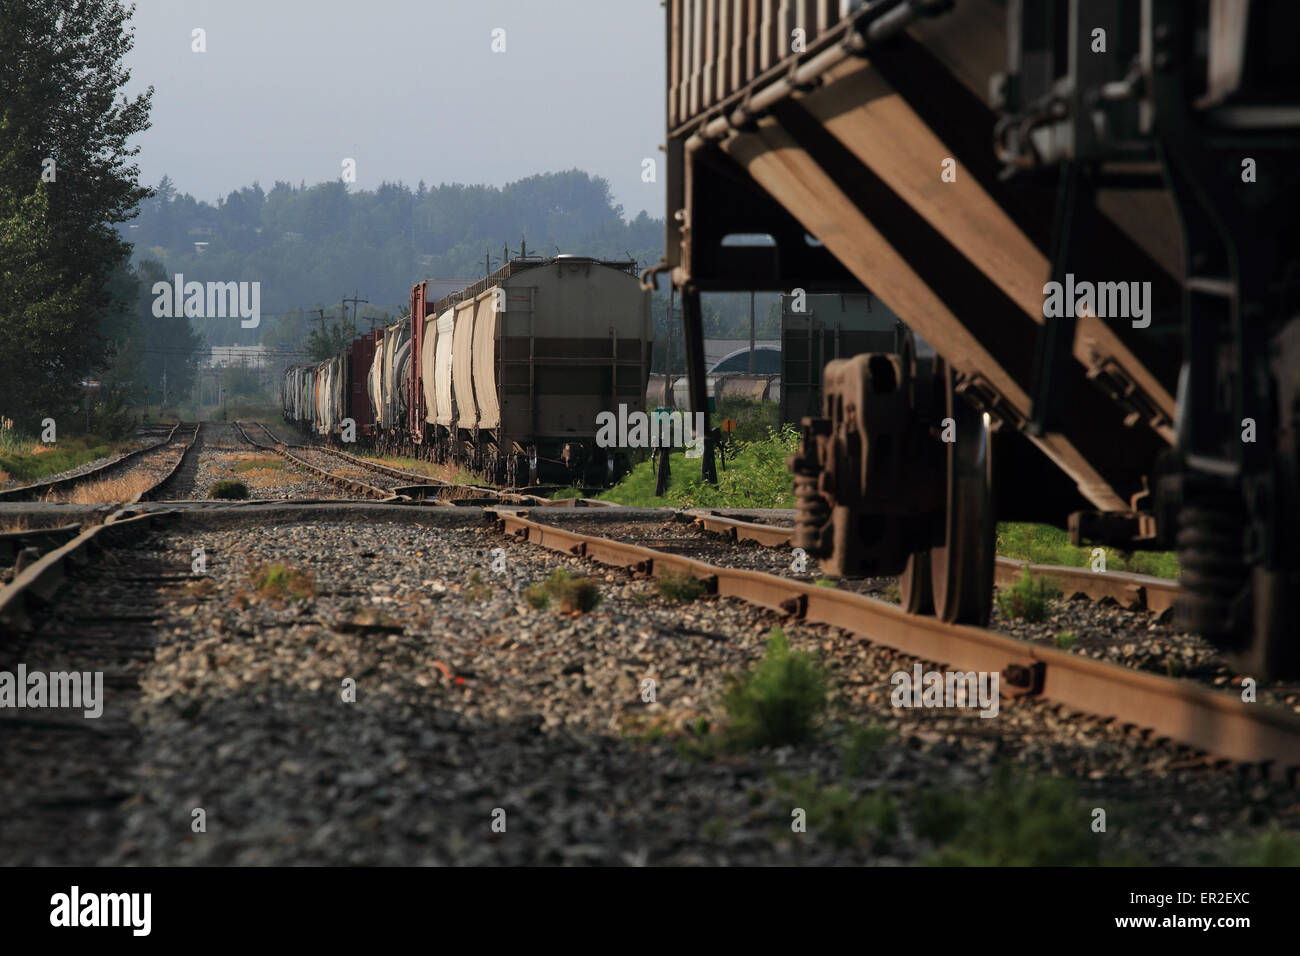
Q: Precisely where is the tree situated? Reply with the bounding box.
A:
[306,320,354,362]
[0,0,152,430]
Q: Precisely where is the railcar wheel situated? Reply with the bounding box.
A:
[928,359,996,625]
[898,550,934,614]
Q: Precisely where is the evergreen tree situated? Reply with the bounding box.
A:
[0,0,152,429]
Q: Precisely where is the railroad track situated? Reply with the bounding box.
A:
[488,507,1300,783]
[254,421,612,504]
[231,420,400,501]
[0,423,183,503]
[4,499,1297,865]
[683,510,1183,616]
[0,425,201,583]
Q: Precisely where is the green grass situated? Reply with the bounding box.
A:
[1232,828,1300,866]
[1055,630,1079,650]
[209,479,250,500]
[0,431,125,484]
[524,568,601,614]
[997,521,1179,579]
[252,562,315,600]
[594,424,799,509]
[995,567,1061,623]
[714,397,781,445]
[655,570,706,603]
[465,569,493,602]
[778,774,899,852]
[840,724,894,777]
[721,627,829,749]
[915,766,1104,866]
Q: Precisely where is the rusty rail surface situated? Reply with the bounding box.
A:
[133,423,202,504]
[684,510,1181,613]
[491,508,1300,782]
[254,421,616,506]
[0,423,182,503]
[232,421,399,501]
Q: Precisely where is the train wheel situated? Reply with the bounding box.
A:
[928,359,996,625]
[898,550,934,614]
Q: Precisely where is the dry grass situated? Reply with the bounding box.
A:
[0,516,31,534]
[241,468,285,489]
[45,470,157,504]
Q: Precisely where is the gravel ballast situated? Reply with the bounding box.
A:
[1,508,1297,865]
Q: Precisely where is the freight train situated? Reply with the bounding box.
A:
[655,1,1300,678]
[283,255,653,486]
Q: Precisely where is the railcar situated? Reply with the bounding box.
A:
[655,0,1300,677]
[285,254,653,487]
[399,255,653,485]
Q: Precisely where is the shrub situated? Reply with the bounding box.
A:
[778,774,899,851]
[995,567,1060,623]
[722,627,829,749]
[527,568,600,614]
[656,570,705,603]
[840,724,894,777]
[915,766,1100,866]
[209,479,249,500]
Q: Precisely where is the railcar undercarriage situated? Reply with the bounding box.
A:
[655,0,1300,676]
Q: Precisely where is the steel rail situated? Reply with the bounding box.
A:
[683,510,1181,613]
[490,509,1300,782]
[257,421,614,505]
[231,421,399,501]
[0,423,182,503]
[133,424,202,504]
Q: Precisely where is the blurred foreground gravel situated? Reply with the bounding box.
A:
[1,506,1297,865]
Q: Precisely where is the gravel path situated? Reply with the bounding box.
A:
[2,508,1296,866]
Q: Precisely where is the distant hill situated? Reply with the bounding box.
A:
[121,170,665,346]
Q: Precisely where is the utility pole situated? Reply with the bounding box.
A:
[749,290,756,374]
[664,289,674,406]
[342,291,368,338]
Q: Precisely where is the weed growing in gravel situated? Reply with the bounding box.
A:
[656,570,705,603]
[721,627,829,749]
[1164,655,1185,678]
[465,569,493,601]
[1232,828,1300,866]
[210,479,250,500]
[777,773,899,851]
[913,766,1101,865]
[883,583,901,603]
[1055,630,1078,649]
[995,567,1060,623]
[526,568,601,614]
[814,578,838,588]
[252,563,315,601]
[839,724,894,777]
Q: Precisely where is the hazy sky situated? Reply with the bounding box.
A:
[122,0,666,219]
